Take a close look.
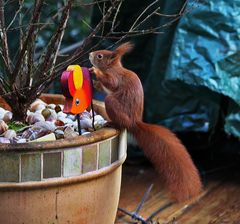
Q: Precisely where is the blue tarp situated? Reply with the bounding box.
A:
[91,0,240,138]
[159,0,240,137]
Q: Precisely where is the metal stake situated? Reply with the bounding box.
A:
[118,184,174,223]
[90,100,96,131]
[77,114,81,135]
[90,74,96,131]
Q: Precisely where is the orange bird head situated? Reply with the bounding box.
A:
[61,65,93,114]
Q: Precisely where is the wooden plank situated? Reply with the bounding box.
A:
[155,180,221,223]
[116,165,169,223]
[116,163,239,224]
[176,178,240,223]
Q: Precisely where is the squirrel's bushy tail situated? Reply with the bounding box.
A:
[130,121,202,202]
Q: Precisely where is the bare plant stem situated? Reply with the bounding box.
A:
[38,0,72,80]
[7,0,24,30]
[0,0,12,75]
[12,0,44,85]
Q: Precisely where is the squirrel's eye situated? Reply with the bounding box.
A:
[97,54,103,59]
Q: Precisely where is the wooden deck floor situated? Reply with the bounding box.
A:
[115,155,240,224]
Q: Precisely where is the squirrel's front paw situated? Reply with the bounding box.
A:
[89,67,96,73]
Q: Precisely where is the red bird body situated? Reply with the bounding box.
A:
[61,65,92,115]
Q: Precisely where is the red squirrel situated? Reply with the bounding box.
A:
[89,42,202,202]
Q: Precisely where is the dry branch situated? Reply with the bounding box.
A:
[12,0,44,84]
[7,0,24,30]
[38,0,72,80]
[0,0,12,74]
[53,0,122,74]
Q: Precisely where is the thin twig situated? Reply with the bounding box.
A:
[19,0,24,51]
[0,0,12,74]
[81,18,94,31]
[94,30,164,39]
[7,0,24,30]
[73,0,111,7]
[96,0,104,16]
[54,0,121,72]
[38,0,72,80]
[100,1,106,37]
[129,0,159,32]
[48,1,72,75]
[38,6,65,31]
[0,77,7,94]
[111,0,122,32]
[109,28,164,37]
[12,0,44,84]
[133,7,160,31]
[7,22,53,31]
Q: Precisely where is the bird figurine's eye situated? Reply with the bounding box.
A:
[75,98,80,105]
[97,54,103,59]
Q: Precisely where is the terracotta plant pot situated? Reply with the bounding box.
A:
[0,94,127,224]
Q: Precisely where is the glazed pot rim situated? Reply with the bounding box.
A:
[0,94,120,152]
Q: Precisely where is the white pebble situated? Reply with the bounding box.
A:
[4,130,17,139]
[0,108,6,120]
[57,111,67,119]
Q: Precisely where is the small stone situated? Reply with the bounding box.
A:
[4,130,17,139]
[0,137,10,143]
[47,104,56,110]
[22,128,37,140]
[57,111,67,119]
[93,119,107,130]
[3,111,13,123]
[0,108,6,120]
[54,129,64,139]
[80,111,91,120]
[82,131,91,136]
[41,108,51,119]
[58,117,73,125]
[46,110,57,122]
[17,138,27,143]
[30,99,46,112]
[0,120,8,134]
[80,118,92,129]
[32,121,56,132]
[55,119,65,126]
[94,115,105,121]
[67,114,76,121]
[26,113,45,125]
[30,133,56,142]
[64,126,79,139]
[17,138,27,144]
[54,105,62,113]
[90,109,96,117]
[22,128,50,141]
[11,137,27,144]
[35,105,45,113]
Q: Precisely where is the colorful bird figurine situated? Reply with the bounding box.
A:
[61,65,93,134]
[61,65,92,114]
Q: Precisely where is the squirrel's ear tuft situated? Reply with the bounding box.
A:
[115,42,134,56]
